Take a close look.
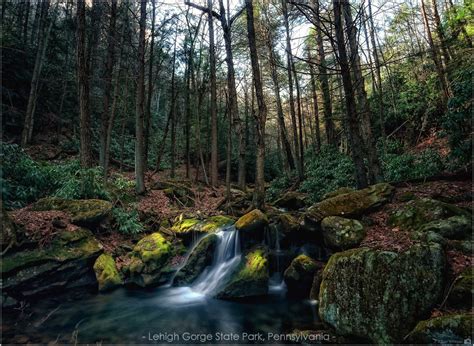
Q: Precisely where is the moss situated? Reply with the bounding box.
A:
[284,255,321,296]
[321,216,365,250]
[305,183,394,225]
[134,232,171,266]
[318,243,445,343]
[235,209,268,232]
[2,228,102,275]
[93,254,123,292]
[388,198,471,231]
[217,246,269,299]
[322,187,355,200]
[407,313,473,344]
[419,215,471,240]
[278,213,299,233]
[32,197,112,226]
[199,216,234,232]
[171,218,200,233]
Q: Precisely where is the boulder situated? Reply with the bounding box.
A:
[93,254,123,292]
[447,267,473,309]
[321,187,355,200]
[216,246,269,299]
[388,198,470,231]
[318,243,445,343]
[304,183,394,227]
[274,192,308,210]
[2,228,103,299]
[122,232,173,287]
[32,197,112,227]
[235,209,269,233]
[278,213,300,234]
[309,267,325,301]
[406,313,473,344]
[321,216,365,250]
[173,234,219,286]
[418,215,471,240]
[284,254,322,297]
[171,216,234,245]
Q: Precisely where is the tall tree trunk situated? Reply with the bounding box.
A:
[282,0,302,180]
[420,0,450,105]
[308,49,321,152]
[292,64,305,176]
[267,35,295,171]
[144,0,156,171]
[135,0,147,194]
[99,0,117,174]
[208,0,218,186]
[246,0,267,209]
[21,0,53,146]
[333,0,368,188]
[76,0,93,167]
[343,1,383,184]
[430,0,451,64]
[22,0,29,45]
[312,0,335,147]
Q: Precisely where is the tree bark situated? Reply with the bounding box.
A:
[308,49,321,152]
[333,0,368,188]
[135,0,147,194]
[246,0,267,209]
[312,0,335,147]
[76,0,93,167]
[343,0,383,184]
[208,0,219,186]
[99,0,117,174]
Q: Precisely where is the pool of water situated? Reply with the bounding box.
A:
[4,286,318,344]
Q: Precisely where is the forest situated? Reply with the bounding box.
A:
[1,0,473,344]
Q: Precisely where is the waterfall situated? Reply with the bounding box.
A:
[192,226,241,296]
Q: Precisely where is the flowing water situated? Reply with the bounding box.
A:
[3,226,317,344]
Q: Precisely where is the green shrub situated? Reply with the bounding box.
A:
[111,207,144,235]
[267,174,293,202]
[299,146,356,203]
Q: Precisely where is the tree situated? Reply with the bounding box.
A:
[135,0,147,194]
[333,0,368,188]
[246,0,267,208]
[76,0,93,167]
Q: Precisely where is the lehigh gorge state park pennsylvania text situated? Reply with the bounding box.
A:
[1,0,472,344]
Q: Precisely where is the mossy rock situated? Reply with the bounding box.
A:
[235,209,269,233]
[2,228,103,299]
[273,191,308,210]
[321,187,355,201]
[447,267,473,309]
[388,198,470,232]
[284,254,322,297]
[406,313,473,344]
[93,254,123,292]
[305,183,394,227]
[172,216,233,234]
[171,218,200,233]
[321,216,365,250]
[216,246,269,299]
[318,243,445,343]
[278,213,300,234]
[173,234,219,286]
[418,215,471,240]
[309,267,325,301]
[1,206,17,252]
[32,197,112,227]
[123,232,173,287]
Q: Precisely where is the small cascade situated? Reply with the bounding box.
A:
[266,224,287,294]
[192,226,241,295]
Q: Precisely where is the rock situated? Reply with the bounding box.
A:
[406,313,473,344]
[418,215,471,240]
[123,232,173,287]
[321,216,365,250]
[318,243,445,343]
[274,192,308,210]
[447,267,473,309]
[2,228,103,299]
[304,183,394,227]
[171,216,234,245]
[235,209,268,233]
[153,181,195,206]
[93,254,123,292]
[278,213,300,234]
[309,267,325,301]
[173,234,219,286]
[321,187,355,201]
[448,240,473,255]
[284,254,322,297]
[217,246,269,299]
[388,198,470,231]
[32,197,112,227]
